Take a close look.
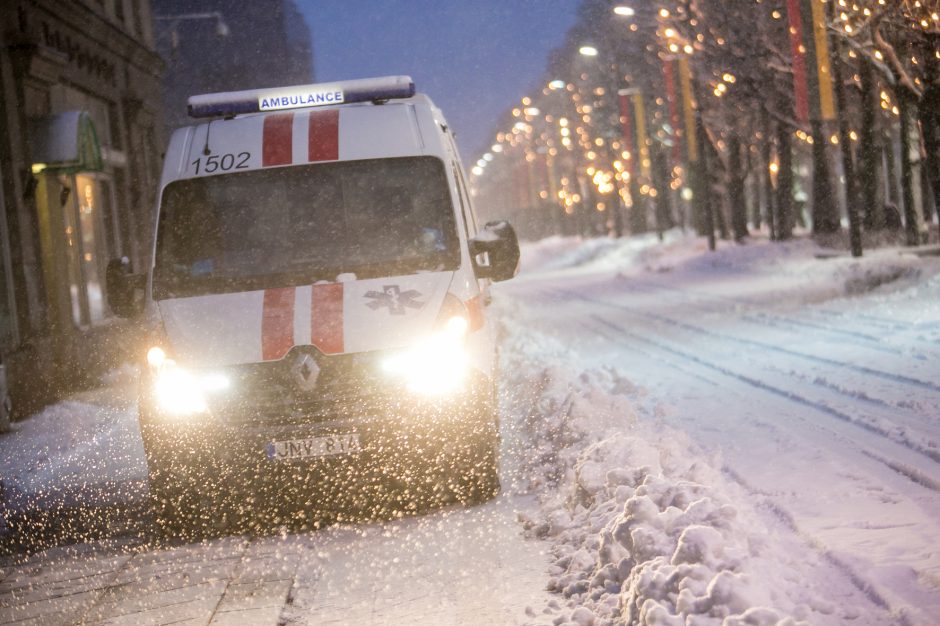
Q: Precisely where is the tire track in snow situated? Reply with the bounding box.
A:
[626,279,938,362]
[720,465,914,626]
[627,276,940,358]
[610,281,940,422]
[759,359,940,436]
[564,282,940,438]
[583,310,940,488]
[547,287,940,452]
[568,284,940,395]
[742,312,906,356]
[812,307,940,333]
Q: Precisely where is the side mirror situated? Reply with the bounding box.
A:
[470,220,520,282]
[106,257,145,318]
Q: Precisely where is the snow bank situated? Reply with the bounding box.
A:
[506,368,809,626]
[519,231,685,276]
[499,308,867,625]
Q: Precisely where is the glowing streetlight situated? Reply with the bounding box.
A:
[613,6,635,17]
[579,45,599,57]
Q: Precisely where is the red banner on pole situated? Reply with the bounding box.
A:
[786,0,811,123]
[787,0,835,122]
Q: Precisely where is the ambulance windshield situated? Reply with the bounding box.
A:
[153,156,460,299]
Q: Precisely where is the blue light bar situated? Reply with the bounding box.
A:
[187,75,416,118]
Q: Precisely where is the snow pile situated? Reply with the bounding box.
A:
[500,314,852,625]
[519,231,686,276]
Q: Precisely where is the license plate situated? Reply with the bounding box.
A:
[265,433,361,461]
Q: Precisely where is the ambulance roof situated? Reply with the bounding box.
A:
[162,84,455,186]
[187,76,417,119]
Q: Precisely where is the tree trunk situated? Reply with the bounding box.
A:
[628,177,648,234]
[776,122,795,239]
[695,111,716,250]
[885,126,901,215]
[762,109,777,240]
[728,133,749,241]
[831,26,862,256]
[810,119,840,234]
[858,59,884,230]
[651,146,675,236]
[898,93,920,245]
[611,195,624,238]
[716,194,730,240]
[919,61,940,232]
[747,143,762,231]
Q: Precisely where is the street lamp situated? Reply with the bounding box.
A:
[578,45,599,57]
[613,6,635,17]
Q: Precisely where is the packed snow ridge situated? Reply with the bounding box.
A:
[499,230,940,626]
[508,361,821,626]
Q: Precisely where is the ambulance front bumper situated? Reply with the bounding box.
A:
[138,371,495,507]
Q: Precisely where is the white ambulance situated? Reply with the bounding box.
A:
[107,76,520,530]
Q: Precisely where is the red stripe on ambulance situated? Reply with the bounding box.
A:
[311,283,344,354]
[261,287,295,360]
[308,109,339,162]
[262,113,294,166]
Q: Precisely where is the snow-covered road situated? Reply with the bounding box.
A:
[498,232,940,625]
[2,231,939,625]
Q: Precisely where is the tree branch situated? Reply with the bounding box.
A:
[873,21,922,98]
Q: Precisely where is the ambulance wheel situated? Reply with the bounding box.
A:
[141,424,216,539]
[454,401,501,506]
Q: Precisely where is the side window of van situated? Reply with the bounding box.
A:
[452,163,480,244]
[456,167,479,235]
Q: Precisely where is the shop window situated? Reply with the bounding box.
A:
[62,175,110,327]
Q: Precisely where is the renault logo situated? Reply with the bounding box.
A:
[291,352,320,392]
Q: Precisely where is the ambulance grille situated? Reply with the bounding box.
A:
[207,350,394,425]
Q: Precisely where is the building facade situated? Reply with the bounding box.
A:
[152,0,314,135]
[0,0,163,413]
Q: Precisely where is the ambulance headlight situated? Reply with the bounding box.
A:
[154,364,209,415]
[147,347,230,416]
[382,316,469,396]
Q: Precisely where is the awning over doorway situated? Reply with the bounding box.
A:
[30,111,103,174]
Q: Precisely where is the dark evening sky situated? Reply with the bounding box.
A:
[296,0,581,162]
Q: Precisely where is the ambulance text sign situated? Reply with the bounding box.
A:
[258,85,344,111]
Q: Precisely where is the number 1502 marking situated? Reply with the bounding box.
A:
[191,152,251,174]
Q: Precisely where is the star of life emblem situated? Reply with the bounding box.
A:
[364,285,423,315]
[291,352,320,392]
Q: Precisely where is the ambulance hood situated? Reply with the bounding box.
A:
[156,272,453,368]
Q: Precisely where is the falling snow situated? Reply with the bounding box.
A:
[2,231,940,625]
